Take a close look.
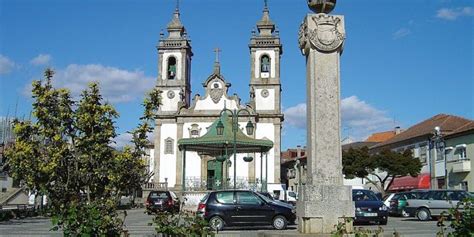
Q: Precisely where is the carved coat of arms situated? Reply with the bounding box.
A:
[309,14,344,52]
[209,88,224,104]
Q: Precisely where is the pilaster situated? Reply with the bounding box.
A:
[174,122,184,190]
[153,123,162,183]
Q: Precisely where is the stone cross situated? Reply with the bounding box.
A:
[214,48,222,63]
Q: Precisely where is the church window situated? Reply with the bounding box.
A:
[189,124,201,138]
[260,55,271,73]
[164,137,174,154]
[167,56,177,80]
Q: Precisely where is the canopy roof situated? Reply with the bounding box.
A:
[178,113,273,156]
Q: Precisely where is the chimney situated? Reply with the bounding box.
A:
[395,126,402,135]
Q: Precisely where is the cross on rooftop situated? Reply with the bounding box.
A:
[214,48,222,63]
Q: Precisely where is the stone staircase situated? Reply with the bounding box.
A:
[0,187,23,205]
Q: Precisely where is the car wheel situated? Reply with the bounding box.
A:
[402,210,410,217]
[272,215,288,230]
[416,208,431,221]
[209,216,225,231]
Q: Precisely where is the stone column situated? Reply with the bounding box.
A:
[296,11,354,234]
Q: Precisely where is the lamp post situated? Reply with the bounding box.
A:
[216,108,254,190]
[432,126,447,189]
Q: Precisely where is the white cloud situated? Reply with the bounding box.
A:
[283,96,394,141]
[30,54,52,66]
[393,28,411,39]
[436,7,473,20]
[29,64,154,103]
[113,132,154,149]
[113,133,133,148]
[283,103,306,129]
[0,55,15,75]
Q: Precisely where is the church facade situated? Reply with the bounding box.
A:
[152,5,283,190]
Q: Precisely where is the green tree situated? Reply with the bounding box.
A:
[5,68,161,235]
[342,147,422,196]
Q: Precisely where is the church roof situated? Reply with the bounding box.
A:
[178,113,273,155]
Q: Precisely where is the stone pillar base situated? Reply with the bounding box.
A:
[296,184,354,234]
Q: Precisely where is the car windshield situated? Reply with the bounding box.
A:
[352,190,379,201]
[255,192,273,203]
[150,192,168,199]
[288,192,297,198]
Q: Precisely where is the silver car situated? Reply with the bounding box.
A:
[405,190,472,221]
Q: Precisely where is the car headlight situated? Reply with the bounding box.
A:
[379,205,388,211]
[356,207,361,212]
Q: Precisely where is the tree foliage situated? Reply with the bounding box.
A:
[342,147,422,195]
[4,68,161,235]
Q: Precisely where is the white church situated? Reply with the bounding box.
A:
[150,5,284,191]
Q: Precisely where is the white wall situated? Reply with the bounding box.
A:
[194,96,238,111]
[161,89,181,112]
[182,122,213,179]
[255,123,275,183]
[255,88,275,111]
[149,148,155,182]
[159,123,177,186]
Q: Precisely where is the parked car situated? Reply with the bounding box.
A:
[197,190,296,231]
[405,189,471,221]
[353,189,388,225]
[386,190,427,217]
[145,191,180,214]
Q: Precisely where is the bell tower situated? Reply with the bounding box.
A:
[249,2,282,114]
[157,6,193,113]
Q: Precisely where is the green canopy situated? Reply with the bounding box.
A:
[178,112,273,155]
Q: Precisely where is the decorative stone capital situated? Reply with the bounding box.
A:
[299,14,345,55]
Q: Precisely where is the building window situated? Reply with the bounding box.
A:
[419,145,427,164]
[167,56,177,80]
[460,181,468,191]
[164,137,174,154]
[436,147,444,161]
[456,146,467,160]
[260,55,270,73]
[189,124,201,138]
[437,178,446,190]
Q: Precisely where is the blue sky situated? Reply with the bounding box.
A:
[1,0,473,149]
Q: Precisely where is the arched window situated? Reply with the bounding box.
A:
[260,55,270,73]
[164,137,174,154]
[167,57,177,80]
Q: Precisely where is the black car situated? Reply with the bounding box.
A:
[353,189,388,225]
[145,191,180,214]
[197,190,296,231]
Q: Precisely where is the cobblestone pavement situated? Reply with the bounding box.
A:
[0,209,443,237]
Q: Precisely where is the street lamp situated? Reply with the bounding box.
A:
[432,126,447,189]
[217,108,254,190]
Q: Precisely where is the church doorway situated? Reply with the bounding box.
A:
[207,160,223,190]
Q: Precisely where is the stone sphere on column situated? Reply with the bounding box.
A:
[307,0,336,14]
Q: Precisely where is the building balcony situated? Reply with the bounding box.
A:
[450,159,471,173]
